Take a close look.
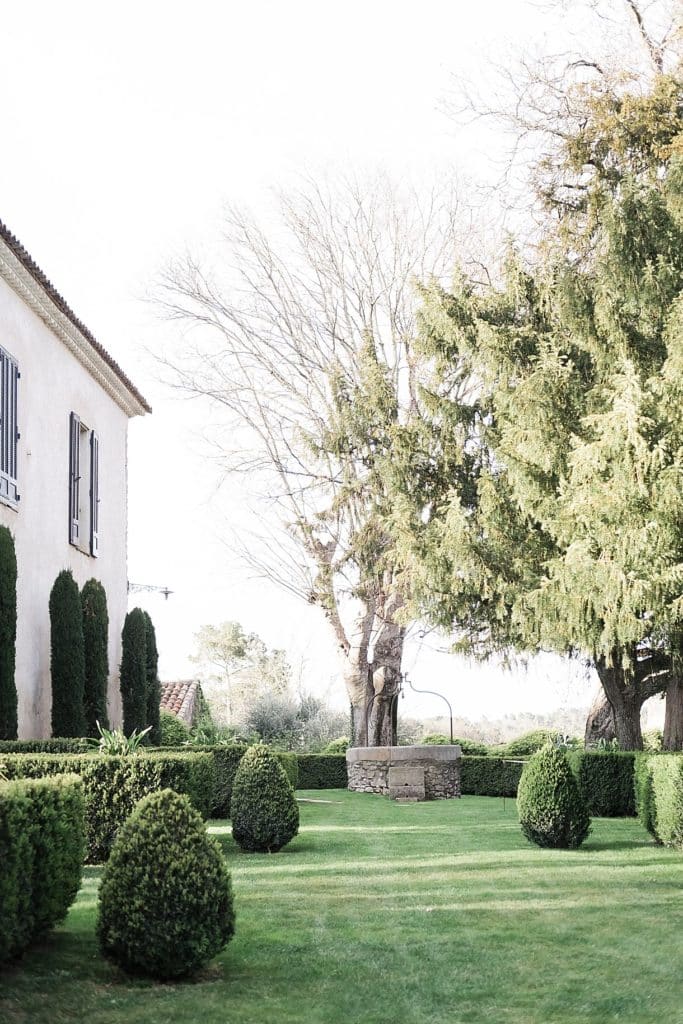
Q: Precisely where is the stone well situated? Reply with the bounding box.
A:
[346,745,462,800]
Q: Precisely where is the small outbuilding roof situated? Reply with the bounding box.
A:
[160,680,202,726]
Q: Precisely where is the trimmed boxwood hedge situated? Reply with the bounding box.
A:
[460,756,525,797]
[567,750,636,817]
[635,753,683,848]
[297,753,348,789]
[0,751,214,862]
[0,737,90,754]
[158,745,299,818]
[0,773,84,963]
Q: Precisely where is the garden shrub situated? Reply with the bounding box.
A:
[517,746,591,849]
[567,751,636,817]
[98,789,234,979]
[422,734,489,754]
[277,751,299,790]
[0,525,18,740]
[231,743,299,852]
[160,709,191,746]
[0,750,214,862]
[323,736,349,754]
[0,737,90,754]
[503,730,561,757]
[642,754,683,849]
[460,756,524,797]
[297,753,348,789]
[0,774,84,963]
[634,753,658,840]
[120,608,148,735]
[143,611,161,745]
[50,569,86,737]
[81,579,109,735]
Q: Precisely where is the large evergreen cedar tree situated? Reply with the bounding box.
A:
[97,789,234,979]
[50,570,86,737]
[389,58,683,751]
[0,526,17,739]
[230,743,299,852]
[119,608,148,736]
[143,611,161,745]
[81,579,109,736]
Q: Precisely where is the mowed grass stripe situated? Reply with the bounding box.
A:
[1,791,682,1024]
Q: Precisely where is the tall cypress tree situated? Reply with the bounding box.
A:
[143,611,161,745]
[50,569,86,737]
[0,526,18,739]
[120,608,147,735]
[81,578,109,736]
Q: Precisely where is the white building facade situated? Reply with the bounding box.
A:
[0,222,149,738]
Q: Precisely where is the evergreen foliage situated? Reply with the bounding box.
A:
[0,526,17,739]
[81,579,109,736]
[50,570,86,737]
[0,774,84,963]
[231,743,299,852]
[389,66,683,750]
[460,756,524,798]
[296,753,348,790]
[97,789,234,978]
[119,608,147,735]
[637,753,683,848]
[0,750,214,862]
[159,709,191,746]
[568,751,636,817]
[143,612,161,745]
[503,731,562,757]
[517,746,591,849]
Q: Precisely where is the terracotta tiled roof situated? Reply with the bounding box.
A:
[0,219,152,414]
[160,680,201,726]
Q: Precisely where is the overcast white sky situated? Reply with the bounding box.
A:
[4,0,660,724]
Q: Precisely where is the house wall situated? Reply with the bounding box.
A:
[0,274,129,738]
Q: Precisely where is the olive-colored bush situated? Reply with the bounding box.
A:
[97,789,234,978]
[517,745,591,849]
[503,730,562,757]
[231,743,299,852]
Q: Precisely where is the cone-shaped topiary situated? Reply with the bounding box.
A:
[97,788,234,979]
[517,745,591,849]
[0,526,18,739]
[81,579,109,736]
[50,569,86,737]
[231,743,299,852]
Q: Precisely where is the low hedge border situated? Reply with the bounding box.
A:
[460,756,525,797]
[635,753,683,848]
[567,751,636,817]
[0,774,85,963]
[0,751,214,863]
[0,738,90,754]
[297,754,348,790]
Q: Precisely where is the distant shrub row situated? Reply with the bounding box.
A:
[0,751,213,862]
[0,774,84,962]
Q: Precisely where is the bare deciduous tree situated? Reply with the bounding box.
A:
[158,172,464,746]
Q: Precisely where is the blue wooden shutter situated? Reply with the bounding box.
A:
[0,347,19,505]
[90,430,99,556]
[69,412,80,544]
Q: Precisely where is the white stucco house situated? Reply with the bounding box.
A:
[0,220,150,738]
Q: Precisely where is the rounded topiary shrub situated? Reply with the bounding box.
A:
[517,745,591,849]
[159,709,191,746]
[231,743,299,853]
[97,788,234,979]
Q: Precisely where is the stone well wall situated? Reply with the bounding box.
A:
[346,745,462,800]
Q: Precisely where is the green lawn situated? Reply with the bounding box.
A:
[1,792,682,1024]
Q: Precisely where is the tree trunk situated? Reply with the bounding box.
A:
[596,656,644,750]
[595,650,672,751]
[584,686,616,748]
[663,673,683,750]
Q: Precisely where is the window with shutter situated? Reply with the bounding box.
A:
[69,413,100,556]
[0,345,19,508]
